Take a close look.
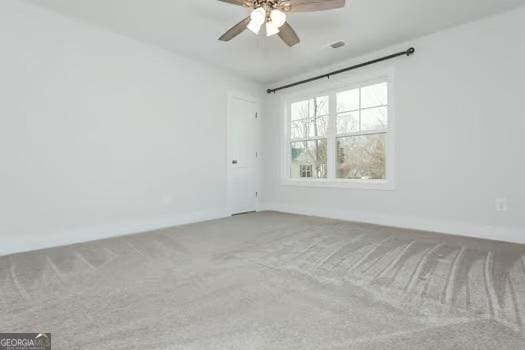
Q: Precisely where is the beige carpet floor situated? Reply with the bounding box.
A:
[1,211,524,349]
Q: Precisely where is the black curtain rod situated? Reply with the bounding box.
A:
[266,47,415,94]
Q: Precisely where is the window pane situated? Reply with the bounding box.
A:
[291,120,307,139]
[310,96,329,116]
[291,100,310,121]
[309,116,328,138]
[336,134,386,180]
[361,107,387,131]
[361,82,387,109]
[337,89,359,113]
[290,139,328,179]
[337,111,359,135]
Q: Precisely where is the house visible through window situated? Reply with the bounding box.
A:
[299,164,312,178]
[287,80,391,187]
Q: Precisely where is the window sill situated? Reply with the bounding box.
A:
[281,179,395,191]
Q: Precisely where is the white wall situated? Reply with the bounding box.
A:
[0,0,261,255]
[261,7,525,243]
[2,1,524,255]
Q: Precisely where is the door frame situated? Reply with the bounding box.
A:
[226,91,261,216]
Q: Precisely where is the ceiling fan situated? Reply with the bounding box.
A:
[217,0,346,47]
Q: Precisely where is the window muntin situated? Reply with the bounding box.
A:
[336,82,388,135]
[287,80,391,185]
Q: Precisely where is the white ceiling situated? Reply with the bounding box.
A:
[27,0,525,83]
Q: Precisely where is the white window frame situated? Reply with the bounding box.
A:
[281,71,396,190]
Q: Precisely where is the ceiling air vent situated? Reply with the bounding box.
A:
[330,41,346,49]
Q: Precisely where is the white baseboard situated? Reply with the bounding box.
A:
[261,202,524,244]
[3,205,522,256]
[0,209,229,256]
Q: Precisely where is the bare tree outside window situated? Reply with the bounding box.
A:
[336,134,385,179]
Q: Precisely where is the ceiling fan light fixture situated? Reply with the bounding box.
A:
[266,20,280,37]
[250,7,266,25]
[270,9,286,28]
[217,0,347,46]
[247,19,263,34]
[247,6,266,35]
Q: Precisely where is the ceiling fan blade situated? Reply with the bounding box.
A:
[280,0,345,12]
[278,22,300,47]
[218,17,251,42]
[216,0,252,7]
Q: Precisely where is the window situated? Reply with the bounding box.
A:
[336,82,387,180]
[289,96,329,179]
[285,79,393,189]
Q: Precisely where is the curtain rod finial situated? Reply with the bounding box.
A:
[407,47,415,56]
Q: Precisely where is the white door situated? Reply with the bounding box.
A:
[228,96,257,215]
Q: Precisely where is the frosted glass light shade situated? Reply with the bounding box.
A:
[250,7,266,25]
[270,9,286,28]
[247,20,263,34]
[266,21,280,36]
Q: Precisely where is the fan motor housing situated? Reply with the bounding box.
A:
[253,0,280,9]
